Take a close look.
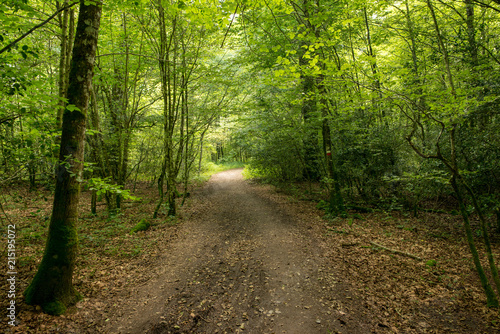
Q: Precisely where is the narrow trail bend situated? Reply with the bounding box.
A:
[106,169,374,334]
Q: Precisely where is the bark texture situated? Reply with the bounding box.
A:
[24,0,102,315]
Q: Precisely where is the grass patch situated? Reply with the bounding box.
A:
[194,161,246,182]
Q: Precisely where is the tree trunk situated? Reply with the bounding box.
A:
[24,0,102,315]
[465,0,479,67]
[296,0,320,181]
[56,0,69,129]
[496,209,500,233]
[198,129,207,176]
[426,0,456,94]
[154,1,176,218]
[406,122,500,307]
[91,190,97,215]
[363,7,383,120]
[450,176,499,307]
[322,113,344,215]
[56,1,75,129]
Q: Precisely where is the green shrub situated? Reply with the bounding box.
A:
[130,219,150,234]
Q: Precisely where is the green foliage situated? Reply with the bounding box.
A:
[130,218,150,233]
[2,0,500,312]
[352,213,364,220]
[316,200,329,210]
[87,177,140,201]
[385,169,451,212]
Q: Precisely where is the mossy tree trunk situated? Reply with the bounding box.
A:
[56,0,75,129]
[24,0,102,315]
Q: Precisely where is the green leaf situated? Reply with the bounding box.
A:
[66,104,81,112]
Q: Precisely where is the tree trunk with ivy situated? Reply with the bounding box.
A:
[24,0,102,315]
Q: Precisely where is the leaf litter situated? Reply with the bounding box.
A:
[1,169,499,333]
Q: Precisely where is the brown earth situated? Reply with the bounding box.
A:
[2,168,500,333]
[103,168,374,334]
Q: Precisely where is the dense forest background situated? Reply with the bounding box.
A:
[1,0,500,320]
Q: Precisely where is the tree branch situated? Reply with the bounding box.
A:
[470,0,500,13]
[0,1,79,55]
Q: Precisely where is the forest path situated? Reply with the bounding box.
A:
[105,169,373,334]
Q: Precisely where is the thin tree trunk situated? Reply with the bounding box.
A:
[407,122,500,307]
[451,176,499,307]
[363,7,383,120]
[91,190,97,215]
[322,115,344,215]
[198,129,207,176]
[154,1,176,218]
[426,0,455,94]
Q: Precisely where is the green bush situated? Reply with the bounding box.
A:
[130,219,150,234]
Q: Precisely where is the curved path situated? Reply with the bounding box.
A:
[106,169,373,333]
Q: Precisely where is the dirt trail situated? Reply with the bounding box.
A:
[105,169,373,334]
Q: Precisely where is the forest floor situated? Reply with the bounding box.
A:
[2,168,500,333]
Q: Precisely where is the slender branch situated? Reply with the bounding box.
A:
[470,0,500,13]
[478,43,500,65]
[221,1,240,48]
[435,0,465,21]
[0,1,79,55]
[263,0,294,44]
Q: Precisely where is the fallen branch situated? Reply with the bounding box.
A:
[370,242,422,261]
[341,242,359,247]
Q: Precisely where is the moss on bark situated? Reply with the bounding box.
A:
[24,0,102,315]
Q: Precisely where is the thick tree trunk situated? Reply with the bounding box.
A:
[24,0,102,315]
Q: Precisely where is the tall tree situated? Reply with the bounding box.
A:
[24,0,103,315]
[295,0,321,181]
